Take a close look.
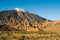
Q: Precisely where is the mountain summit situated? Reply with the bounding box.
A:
[15,8,26,12]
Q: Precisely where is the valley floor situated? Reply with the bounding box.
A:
[0,31,60,40]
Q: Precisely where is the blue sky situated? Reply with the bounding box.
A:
[0,0,60,20]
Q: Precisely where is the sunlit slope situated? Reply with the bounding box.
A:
[43,20,60,33]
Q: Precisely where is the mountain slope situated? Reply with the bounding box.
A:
[0,8,60,33]
[43,20,60,33]
[0,9,47,32]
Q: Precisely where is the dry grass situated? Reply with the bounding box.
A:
[0,31,60,40]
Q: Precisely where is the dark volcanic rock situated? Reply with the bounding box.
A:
[0,9,47,31]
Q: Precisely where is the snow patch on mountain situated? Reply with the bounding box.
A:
[15,8,26,12]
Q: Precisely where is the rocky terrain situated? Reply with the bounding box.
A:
[0,8,60,40]
[0,8,60,33]
[0,8,47,32]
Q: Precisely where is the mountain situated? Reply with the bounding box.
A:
[0,8,60,33]
[0,8,47,31]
